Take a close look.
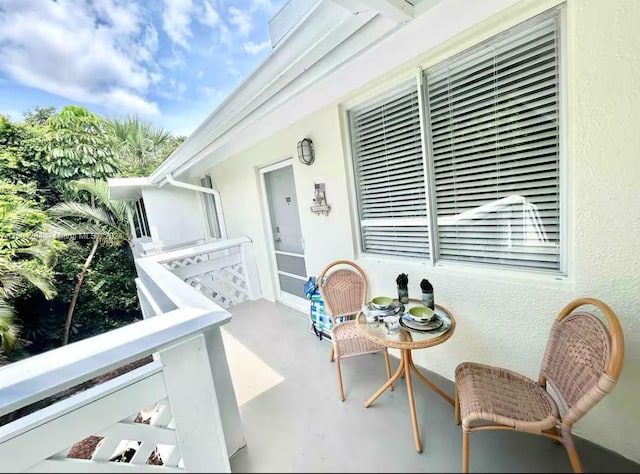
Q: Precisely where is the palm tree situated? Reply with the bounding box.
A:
[0,300,19,365]
[108,116,173,176]
[46,179,132,345]
[0,182,57,360]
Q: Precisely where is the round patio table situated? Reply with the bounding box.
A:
[355,299,456,453]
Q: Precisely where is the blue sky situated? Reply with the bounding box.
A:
[0,0,287,136]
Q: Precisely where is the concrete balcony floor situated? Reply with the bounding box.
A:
[221,299,639,473]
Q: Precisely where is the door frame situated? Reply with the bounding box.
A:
[259,159,308,313]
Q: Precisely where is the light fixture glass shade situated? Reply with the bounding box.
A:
[297,138,315,165]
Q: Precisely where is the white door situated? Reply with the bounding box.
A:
[262,161,308,303]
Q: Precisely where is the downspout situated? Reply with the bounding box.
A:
[164,173,228,240]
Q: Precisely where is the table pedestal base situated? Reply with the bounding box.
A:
[364,349,454,453]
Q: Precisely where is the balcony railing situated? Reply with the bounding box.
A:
[0,237,260,473]
[138,237,261,312]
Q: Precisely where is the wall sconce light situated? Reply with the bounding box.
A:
[297,138,315,166]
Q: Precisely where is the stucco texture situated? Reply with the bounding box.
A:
[203,0,640,463]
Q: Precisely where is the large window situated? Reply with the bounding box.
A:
[133,197,150,238]
[349,81,430,259]
[349,10,563,273]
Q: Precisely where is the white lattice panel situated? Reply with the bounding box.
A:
[164,250,250,308]
[185,264,249,308]
[163,254,208,271]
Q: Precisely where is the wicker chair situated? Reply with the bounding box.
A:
[318,260,392,401]
[454,297,624,473]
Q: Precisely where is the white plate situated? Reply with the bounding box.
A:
[400,313,444,332]
[366,302,404,316]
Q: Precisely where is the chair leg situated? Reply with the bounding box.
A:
[561,427,583,473]
[543,427,561,445]
[336,359,345,402]
[462,428,470,473]
[454,382,461,425]
[329,344,335,362]
[383,349,394,391]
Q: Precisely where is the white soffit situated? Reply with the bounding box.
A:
[269,0,321,48]
[108,177,151,201]
[150,0,427,184]
[334,0,415,23]
[180,0,524,179]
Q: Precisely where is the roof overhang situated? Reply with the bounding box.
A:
[108,177,152,201]
[150,0,432,185]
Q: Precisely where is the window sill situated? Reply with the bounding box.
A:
[358,253,573,289]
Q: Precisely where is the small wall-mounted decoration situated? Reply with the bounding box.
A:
[310,182,331,216]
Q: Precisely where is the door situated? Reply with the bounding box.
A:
[262,162,308,303]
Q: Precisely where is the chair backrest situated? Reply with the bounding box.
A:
[317,260,368,321]
[539,297,624,427]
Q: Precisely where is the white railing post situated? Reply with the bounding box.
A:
[160,333,230,472]
[136,242,247,457]
[0,307,234,473]
[202,328,245,456]
[0,236,263,472]
[240,239,261,300]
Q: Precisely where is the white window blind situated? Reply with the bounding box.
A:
[349,81,429,259]
[426,14,561,271]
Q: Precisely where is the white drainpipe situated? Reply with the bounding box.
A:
[164,173,228,239]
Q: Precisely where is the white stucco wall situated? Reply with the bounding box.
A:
[199,0,640,462]
[142,186,207,249]
[209,106,354,301]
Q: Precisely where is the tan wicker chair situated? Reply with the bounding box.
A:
[454,297,625,473]
[318,260,392,401]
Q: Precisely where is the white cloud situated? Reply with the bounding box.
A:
[228,7,253,37]
[243,40,270,55]
[217,23,234,47]
[201,0,220,27]
[0,0,160,116]
[106,89,159,116]
[93,0,140,35]
[162,0,194,50]
[196,0,231,48]
[250,0,278,13]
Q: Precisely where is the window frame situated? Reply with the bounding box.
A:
[199,174,224,240]
[346,6,567,277]
[133,197,151,239]
[347,78,432,261]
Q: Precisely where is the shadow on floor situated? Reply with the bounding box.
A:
[221,299,639,473]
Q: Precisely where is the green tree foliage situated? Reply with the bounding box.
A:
[0,300,19,353]
[14,242,140,353]
[161,134,186,162]
[0,114,60,206]
[23,106,57,126]
[0,181,59,361]
[46,179,132,345]
[0,182,56,299]
[0,105,186,357]
[108,115,173,176]
[43,106,119,182]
